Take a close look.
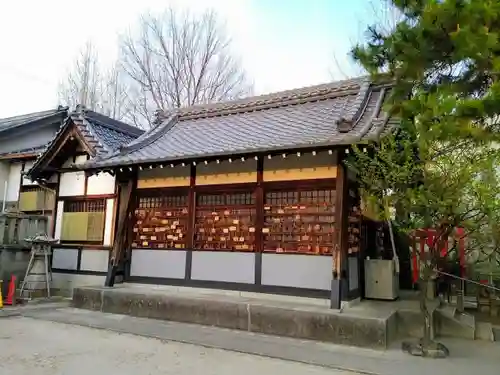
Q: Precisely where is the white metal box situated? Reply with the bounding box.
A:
[364,259,399,300]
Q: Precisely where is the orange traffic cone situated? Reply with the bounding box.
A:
[0,280,3,309]
[4,275,16,306]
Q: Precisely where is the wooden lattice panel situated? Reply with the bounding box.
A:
[194,192,256,251]
[61,199,106,243]
[132,193,189,249]
[263,189,336,254]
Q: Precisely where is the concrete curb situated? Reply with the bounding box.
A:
[72,286,395,349]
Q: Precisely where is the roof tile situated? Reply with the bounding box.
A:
[86,77,394,169]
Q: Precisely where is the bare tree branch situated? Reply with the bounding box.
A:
[58,41,134,123]
[120,7,253,127]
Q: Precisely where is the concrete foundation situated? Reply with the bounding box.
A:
[71,284,397,349]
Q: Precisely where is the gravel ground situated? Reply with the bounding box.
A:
[0,317,358,375]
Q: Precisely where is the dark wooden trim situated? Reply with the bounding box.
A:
[52,244,112,250]
[126,276,330,299]
[0,152,38,160]
[255,156,264,254]
[58,194,116,201]
[76,249,82,271]
[254,252,262,285]
[52,268,107,276]
[102,198,108,242]
[185,250,193,280]
[120,169,139,281]
[97,146,343,173]
[60,240,104,246]
[185,164,196,279]
[334,150,349,306]
[195,182,257,193]
[30,123,95,180]
[263,178,336,191]
[51,172,61,238]
[83,173,89,196]
[136,186,190,196]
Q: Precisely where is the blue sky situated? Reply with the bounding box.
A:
[0,0,377,117]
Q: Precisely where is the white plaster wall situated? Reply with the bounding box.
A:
[54,201,64,240]
[0,161,9,205]
[22,160,37,186]
[75,155,88,164]
[103,198,115,246]
[261,254,332,290]
[130,250,186,279]
[52,248,79,270]
[80,249,109,272]
[6,162,22,202]
[87,172,115,195]
[191,252,255,284]
[59,171,85,196]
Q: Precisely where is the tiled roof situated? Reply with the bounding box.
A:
[70,110,143,155]
[85,76,395,169]
[0,145,45,158]
[0,107,68,134]
[27,107,143,180]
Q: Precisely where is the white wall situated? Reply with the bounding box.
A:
[52,248,79,270]
[6,162,22,202]
[80,250,109,272]
[130,250,187,279]
[103,199,114,246]
[22,160,37,186]
[87,172,115,195]
[54,200,64,240]
[191,252,255,284]
[0,161,10,206]
[59,171,85,196]
[261,254,332,290]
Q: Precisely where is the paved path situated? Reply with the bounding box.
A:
[1,304,500,375]
[0,317,356,375]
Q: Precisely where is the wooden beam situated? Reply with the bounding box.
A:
[255,156,264,253]
[105,172,135,287]
[187,164,196,249]
[331,149,348,308]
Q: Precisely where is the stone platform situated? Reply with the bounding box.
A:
[72,284,398,349]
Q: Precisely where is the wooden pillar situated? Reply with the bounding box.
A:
[331,150,349,309]
[254,156,264,285]
[185,164,196,280]
[105,169,136,287]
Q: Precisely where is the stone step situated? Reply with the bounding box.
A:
[71,286,397,349]
[436,309,475,340]
[475,321,494,341]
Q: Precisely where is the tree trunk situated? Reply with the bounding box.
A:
[419,273,434,345]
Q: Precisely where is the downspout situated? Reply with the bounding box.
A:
[2,180,7,212]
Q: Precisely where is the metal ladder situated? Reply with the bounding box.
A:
[19,242,52,299]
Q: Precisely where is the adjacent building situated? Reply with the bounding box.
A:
[24,106,143,292]
[0,107,68,215]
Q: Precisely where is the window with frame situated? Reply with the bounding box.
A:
[60,199,106,243]
[263,188,336,254]
[195,191,256,251]
[132,192,189,249]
